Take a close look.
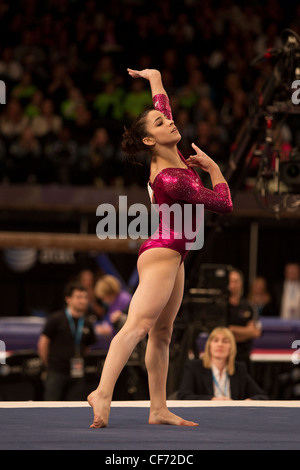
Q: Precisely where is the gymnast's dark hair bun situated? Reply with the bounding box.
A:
[121,109,152,164]
[121,126,143,157]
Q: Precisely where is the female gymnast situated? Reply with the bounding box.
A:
[88,68,233,428]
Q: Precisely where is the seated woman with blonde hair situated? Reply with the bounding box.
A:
[178,327,268,400]
[93,275,131,335]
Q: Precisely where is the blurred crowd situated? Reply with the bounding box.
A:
[0,0,299,187]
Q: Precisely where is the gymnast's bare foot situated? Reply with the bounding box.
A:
[87,390,111,428]
[149,408,198,426]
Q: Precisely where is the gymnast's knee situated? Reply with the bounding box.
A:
[120,318,154,343]
[149,325,173,347]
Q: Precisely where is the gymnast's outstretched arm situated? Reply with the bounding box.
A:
[127,68,167,98]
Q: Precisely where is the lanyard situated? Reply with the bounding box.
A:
[212,371,229,397]
[65,309,84,354]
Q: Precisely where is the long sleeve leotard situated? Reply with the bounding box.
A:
[138,94,233,262]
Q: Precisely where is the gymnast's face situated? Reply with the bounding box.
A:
[142,110,181,148]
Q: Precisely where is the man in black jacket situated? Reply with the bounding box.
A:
[38,282,97,401]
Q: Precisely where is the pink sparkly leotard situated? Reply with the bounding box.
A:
[138,94,233,262]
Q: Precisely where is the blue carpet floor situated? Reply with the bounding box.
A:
[0,406,299,450]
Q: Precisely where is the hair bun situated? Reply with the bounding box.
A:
[121,126,144,164]
[121,109,152,164]
[121,127,135,155]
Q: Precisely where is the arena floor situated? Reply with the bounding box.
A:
[1,400,300,451]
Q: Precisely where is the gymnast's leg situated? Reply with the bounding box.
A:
[88,248,185,428]
[146,262,198,426]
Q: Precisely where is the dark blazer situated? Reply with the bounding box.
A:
[178,359,268,400]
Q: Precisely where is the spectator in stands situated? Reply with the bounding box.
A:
[93,81,125,123]
[47,62,73,105]
[60,86,86,121]
[169,11,195,46]
[71,104,93,144]
[0,98,29,142]
[81,30,101,66]
[88,127,116,187]
[178,327,268,400]
[194,119,227,165]
[24,90,44,119]
[93,274,131,334]
[274,262,300,319]
[77,269,104,321]
[37,282,97,401]
[247,276,276,316]
[123,79,153,120]
[174,108,197,158]
[91,55,116,90]
[177,76,199,112]
[14,29,46,69]
[193,96,215,125]
[0,0,298,188]
[31,98,63,140]
[227,268,262,367]
[0,46,23,85]
[46,125,79,184]
[7,125,41,183]
[11,71,37,104]
[101,19,122,54]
